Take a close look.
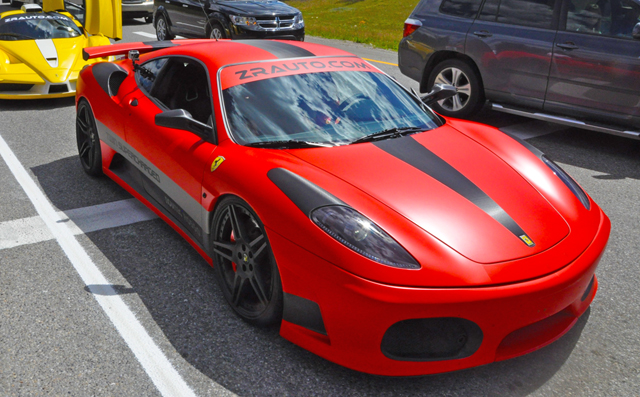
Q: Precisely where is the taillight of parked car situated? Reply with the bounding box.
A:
[403,18,422,37]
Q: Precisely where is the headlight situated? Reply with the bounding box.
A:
[542,156,590,210]
[229,15,258,26]
[294,12,304,28]
[311,206,420,269]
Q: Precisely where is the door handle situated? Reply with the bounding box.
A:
[473,30,492,38]
[183,4,188,6]
[556,42,579,50]
[129,98,138,107]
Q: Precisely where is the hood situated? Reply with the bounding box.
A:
[216,0,299,16]
[0,37,85,83]
[287,125,570,265]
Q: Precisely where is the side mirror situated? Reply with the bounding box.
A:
[421,84,457,106]
[633,22,640,40]
[155,109,213,139]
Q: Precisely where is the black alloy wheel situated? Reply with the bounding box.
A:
[155,14,175,41]
[76,99,103,176]
[212,197,283,326]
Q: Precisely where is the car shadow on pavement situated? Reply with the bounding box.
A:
[0,97,76,112]
[30,154,593,396]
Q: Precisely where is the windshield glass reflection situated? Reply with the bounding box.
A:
[222,71,441,146]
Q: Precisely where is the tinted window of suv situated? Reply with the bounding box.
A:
[440,0,483,18]
[479,0,557,29]
[566,0,640,38]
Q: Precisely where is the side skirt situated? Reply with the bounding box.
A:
[104,152,213,266]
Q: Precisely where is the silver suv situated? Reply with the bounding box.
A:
[398,0,640,139]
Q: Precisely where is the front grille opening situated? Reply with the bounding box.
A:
[381,317,483,361]
[0,83,34,92]
[49,84,69,94]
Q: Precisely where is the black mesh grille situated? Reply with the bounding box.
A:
[49,84,69,94]
[381,317,483,361]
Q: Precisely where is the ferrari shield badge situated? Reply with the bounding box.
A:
[211,156,225,172]
[519,234,535,247]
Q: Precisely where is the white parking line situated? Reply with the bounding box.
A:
[0,134,201,397]
[0,198,157,250]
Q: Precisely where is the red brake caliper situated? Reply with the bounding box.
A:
[230,231,237,272]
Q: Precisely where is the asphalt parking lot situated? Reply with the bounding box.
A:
[0,12,639,396]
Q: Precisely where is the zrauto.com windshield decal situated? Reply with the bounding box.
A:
[1,14,72,25]
[220,57,381,90]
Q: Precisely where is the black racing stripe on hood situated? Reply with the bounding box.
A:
[374,136,532,244]
[235,40,315,59]
[268,168,345,216]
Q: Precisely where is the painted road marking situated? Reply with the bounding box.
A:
[0,198,157,250]
[0,134,217,397]
[362,57,398,66]
[134,31,185,39]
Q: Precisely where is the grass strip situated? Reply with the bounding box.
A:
[287,0,419,51]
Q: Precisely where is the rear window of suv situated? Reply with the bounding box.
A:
[439,0,483,18]
[479,0,557,29]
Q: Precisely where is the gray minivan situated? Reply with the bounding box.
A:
[398,0,640,139]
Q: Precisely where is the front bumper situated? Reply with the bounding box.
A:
[0,80,76,100]
[271,207,610,376]
[229,26,304,41]
[122,0,154,17]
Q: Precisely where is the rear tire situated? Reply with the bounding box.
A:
[76,99,103,177]
[155,14,175,41]
[427,59,484,118]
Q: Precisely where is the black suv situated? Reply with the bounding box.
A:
[398,0,640,139]
[153,0,304,41]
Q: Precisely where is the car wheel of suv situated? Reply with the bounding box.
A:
[156,14,175,41]
[427,59,484,118]
[208,21,226,39]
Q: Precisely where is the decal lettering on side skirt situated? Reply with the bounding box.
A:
[95,119,210,235]
[374,136,535,247]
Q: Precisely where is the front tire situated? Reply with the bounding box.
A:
[208,21,226,39]
[427,59,484,118]
[76,99,103,176]
[155,14,175,41]
[212,197,283,327]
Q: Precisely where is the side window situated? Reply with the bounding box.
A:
[137,57,213,125]
[566,0,640,38]
[479,0,557,29]
[135,58,169,93]
[440,0,484,18]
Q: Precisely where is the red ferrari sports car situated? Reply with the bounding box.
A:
[77,39,610,376]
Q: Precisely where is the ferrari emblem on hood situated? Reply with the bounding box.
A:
[519,234,535,247]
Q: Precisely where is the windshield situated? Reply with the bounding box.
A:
[0,13,83,40]
[222,70,441,147]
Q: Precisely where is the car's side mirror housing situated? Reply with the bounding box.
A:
[633,22,640,40]
[421,84,457,106]
[155,109,213,140]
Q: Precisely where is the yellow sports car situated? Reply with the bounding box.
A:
[0,0,121,99]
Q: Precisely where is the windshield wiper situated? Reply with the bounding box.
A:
[348,126,426,145]
[244,140,334,149]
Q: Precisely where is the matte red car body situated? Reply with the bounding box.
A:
[78,39,610,376]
